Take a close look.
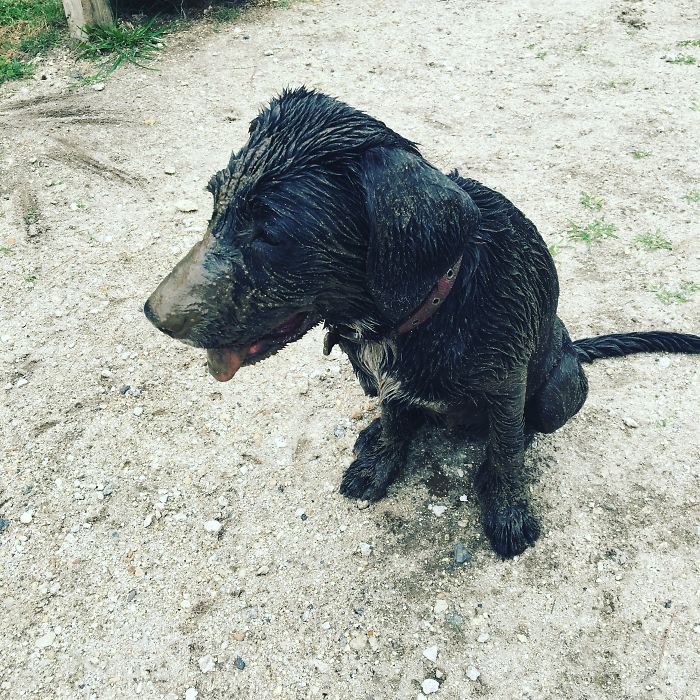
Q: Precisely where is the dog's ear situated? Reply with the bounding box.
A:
[361,147,479,324]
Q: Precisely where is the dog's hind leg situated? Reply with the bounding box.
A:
[525,332,589,434]
[474,373,541,558]
[340,402,423,502]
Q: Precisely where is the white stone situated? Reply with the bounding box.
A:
[36,631,56,648]
[477,633,490,643]
[133,406,143,417]
[198,654,215,673]
[423,645,438,663]
[204,519,222,533]
[359,542,372,557]
[434,600,448,615]
[175,200,198,213]
[16,378,28,387]
[422,678,439,694]
[623,417,639,428]
[467,666,480,681]
[20,510,33,524]
[431,505,447,516]
[185,688,198,700]
[349,634,367,651]
[459,494,468,502]
[143,515,153,528]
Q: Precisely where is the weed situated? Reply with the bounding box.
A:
[565,220,618,246]
[24,274,36,282]
[677,39,700,47]
[652,281,699,304]
[77,17,169,75]
[580,192,604,210]
[535,50,547,59]
[0,55,32,81]
[670,54,696,65]
[632,150,651,159]
[210,5,242,23]
[575,43,588,53]
[681,189,700,203]
[635,230,672,251]
[0,0,65,84]
[23,207,39,225]
[655,414,677,429]
[0,245,13,254]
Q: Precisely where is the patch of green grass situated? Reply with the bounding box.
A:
[635,230,672,251]
[602,78,635,90]
[575,43,588,53]
[651,281,699,304]
[632,150,651,159]
[691,99,700,112]
[0,54,31,81]
[210,5,242,23]
[681,189,700,203]
[76,17,169,75]
[580,192,604,211]
[0,244,13,254]
[535,50,547,59]
[677,39,700,48]
[655,414,677,429]
[670,54,696,65]
[547,240,568,259]
[0,0,65,84]
[24,273,36,282]
[23,207,39,225]
[565,220,618,247]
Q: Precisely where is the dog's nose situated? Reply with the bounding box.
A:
[143,298,191,338]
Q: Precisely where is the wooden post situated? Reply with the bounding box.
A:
[62,0,114,39]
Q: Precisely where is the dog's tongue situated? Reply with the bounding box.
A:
[206,348,248,382]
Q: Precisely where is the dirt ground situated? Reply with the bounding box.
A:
[1,0,699,698]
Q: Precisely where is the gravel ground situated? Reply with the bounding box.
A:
[1,1,699,699]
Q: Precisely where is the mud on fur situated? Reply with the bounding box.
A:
[145,88,700,558]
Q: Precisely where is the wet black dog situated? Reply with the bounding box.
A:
[145,88,699,557]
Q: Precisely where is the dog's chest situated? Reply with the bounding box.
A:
[350,339,449,412]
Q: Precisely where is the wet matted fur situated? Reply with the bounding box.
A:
[145,88,700,558]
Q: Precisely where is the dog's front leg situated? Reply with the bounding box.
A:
[474,376,540,557]
[339,402,421,502]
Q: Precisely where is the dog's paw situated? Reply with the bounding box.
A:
[352,417,382,457]
[482,500,540,558]
[340,455,393,501]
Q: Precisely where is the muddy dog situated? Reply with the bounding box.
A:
[145,88,699,558]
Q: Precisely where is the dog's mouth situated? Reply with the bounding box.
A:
[205,311,318,382]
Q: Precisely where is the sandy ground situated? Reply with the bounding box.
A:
[1,1,699,698]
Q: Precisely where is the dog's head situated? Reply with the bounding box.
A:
[145,88,478,380]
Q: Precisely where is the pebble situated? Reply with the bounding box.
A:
[103,483,114,496]
[20,511,33,524]
[234,656,245,670]
[459,494,468,502]
[434,599,449,615]
[198,655,215,673]
[92,82,105,91]
[623,417,639,428]
[232,631,245,641]
[453,543,471,565]
[423,645,438,663]
[658,357,670,368]
[349,634,367,651]
[127,589,137,602]
[0,518,8,532]
[175,200,198,213]
[143,515,153,528]
[356,500,370,510]
[477,633,490,643]
[359,542,372,557]
[185,689,197,700]
[36,631,56,649]
[431,505,447,516]
[256,565,269,576]
[133,406,143,417]
[204,519,222,533]
[517,634,528,643]
[16,378,28,387]
[467,666,480,681]
[422,678,439,694]
[164,167,176,175]
[218,495,228,507]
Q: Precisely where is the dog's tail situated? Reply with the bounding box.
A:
[573,331,700,364]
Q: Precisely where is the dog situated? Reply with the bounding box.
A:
[144,88,699,558]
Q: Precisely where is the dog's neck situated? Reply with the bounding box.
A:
[323,254,463,354]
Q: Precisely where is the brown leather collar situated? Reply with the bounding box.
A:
[323,254,463,354]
